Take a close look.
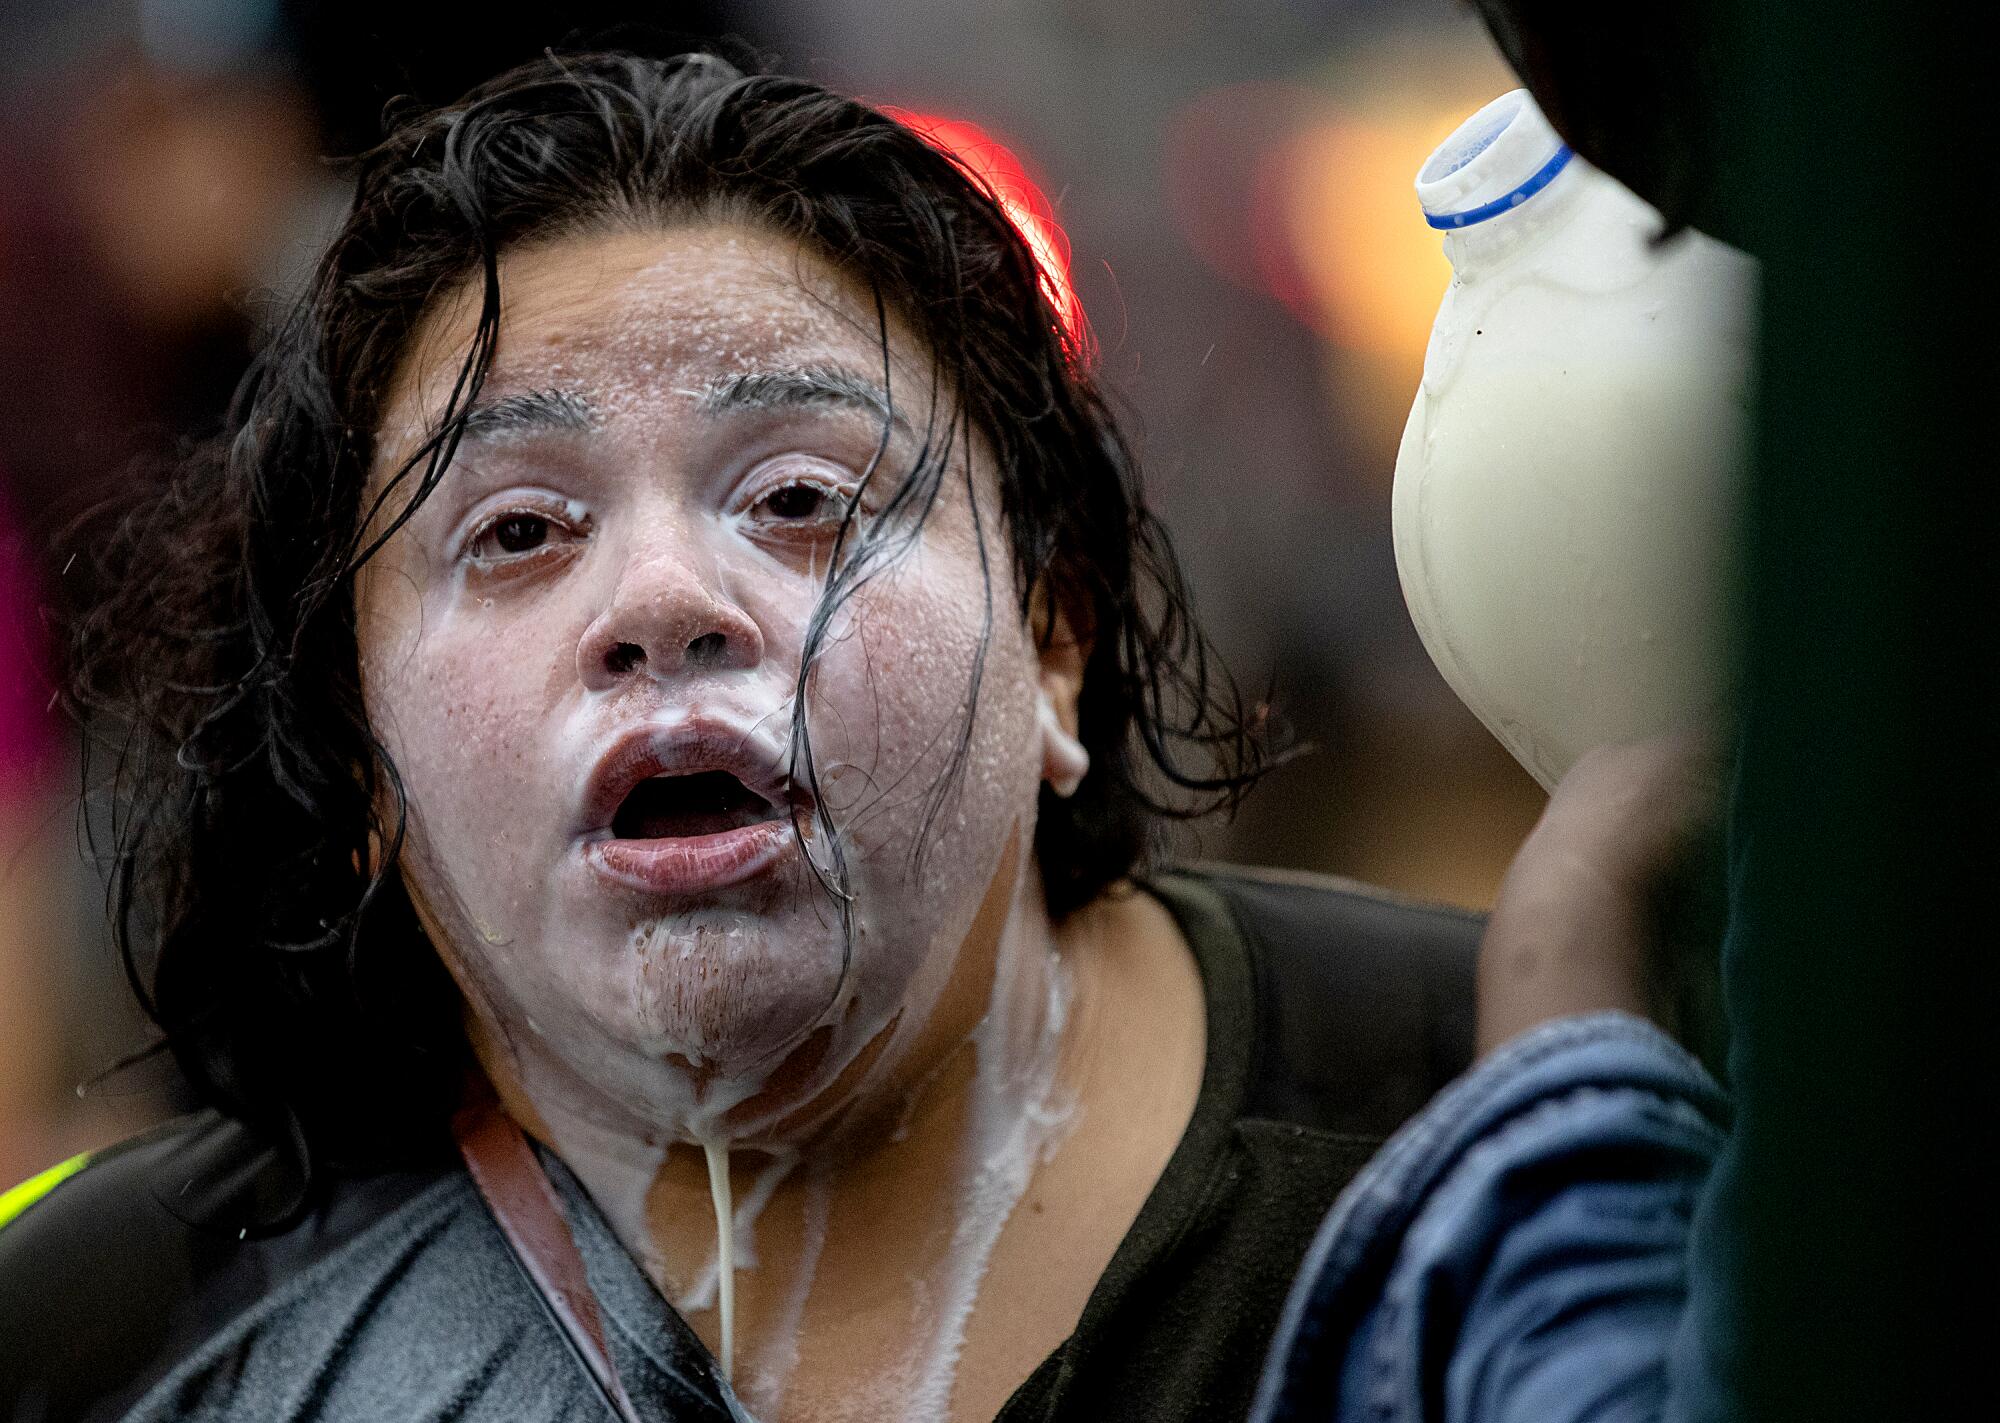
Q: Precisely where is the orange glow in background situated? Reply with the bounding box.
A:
[1277,109,1475,359]
[1162,40,1516,463]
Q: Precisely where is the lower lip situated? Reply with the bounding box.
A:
[583,819,795,896]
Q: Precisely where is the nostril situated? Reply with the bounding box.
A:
[685,632,727,667]
[604,642,645,676]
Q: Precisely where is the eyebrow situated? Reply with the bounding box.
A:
[456,388,598,444]
[450,366,906,449]
[693,365,906,435]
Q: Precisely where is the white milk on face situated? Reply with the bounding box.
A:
[1394,89,1758,788]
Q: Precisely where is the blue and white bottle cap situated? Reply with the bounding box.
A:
[1416,89,1574,231]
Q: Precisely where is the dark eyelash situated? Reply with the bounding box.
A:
[463,506,581,560]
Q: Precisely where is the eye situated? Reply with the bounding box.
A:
[489,513,550,553]
[759,482,836,521]
[462,503,585,567]
[740,455,859,536]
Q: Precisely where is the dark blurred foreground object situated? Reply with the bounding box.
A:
[1477,1,1997,1419]
[1711,2,1997,1420]
[1465,0,1742,250]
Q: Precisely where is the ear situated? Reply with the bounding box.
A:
[355,822,386,881]
[1030,583,1091,799]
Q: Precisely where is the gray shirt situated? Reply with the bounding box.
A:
[2,867,1483,1423]
[120,1156,739,1423]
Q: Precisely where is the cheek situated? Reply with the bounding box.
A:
[366,639,584,1046]
[815,567,1044,858]
[359,612,569,897]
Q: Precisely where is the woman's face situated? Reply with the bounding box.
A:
[356,224,1083,1145]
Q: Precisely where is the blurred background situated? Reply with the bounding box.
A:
[0,0,1541,1186]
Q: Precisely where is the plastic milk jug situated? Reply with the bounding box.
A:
[1393,89,1757,790]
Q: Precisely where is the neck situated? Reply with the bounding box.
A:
[468,836,1081,1413]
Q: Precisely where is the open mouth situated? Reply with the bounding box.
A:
[610,770,788,842]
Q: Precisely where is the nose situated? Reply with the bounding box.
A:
[576,549,764,691]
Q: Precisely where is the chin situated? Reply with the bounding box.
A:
[620,911,848,1071]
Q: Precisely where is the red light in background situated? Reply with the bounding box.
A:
[888,109,1086,357]
[1162,81,1328,333]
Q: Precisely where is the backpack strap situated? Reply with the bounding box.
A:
[453,1091,648,1423]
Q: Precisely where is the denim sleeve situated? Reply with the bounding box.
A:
[1252,1012,1731,1423]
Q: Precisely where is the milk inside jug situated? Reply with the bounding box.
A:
[1393,89,1757,790]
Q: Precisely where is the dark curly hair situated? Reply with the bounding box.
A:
[69,50,1269,1177]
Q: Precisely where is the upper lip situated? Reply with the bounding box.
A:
[577,711,800,837]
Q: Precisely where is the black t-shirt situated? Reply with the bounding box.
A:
[0,866,1479,1422]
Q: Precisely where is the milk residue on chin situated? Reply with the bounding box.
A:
[551,716,1071,1419]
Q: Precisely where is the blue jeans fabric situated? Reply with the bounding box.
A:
[1251,1012,1734,1423]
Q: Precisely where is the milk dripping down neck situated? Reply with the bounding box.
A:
[701,1138,737,1383]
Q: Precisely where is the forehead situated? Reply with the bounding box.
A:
[378,222,919,445]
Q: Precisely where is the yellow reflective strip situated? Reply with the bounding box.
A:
[0,1152,90,1231]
